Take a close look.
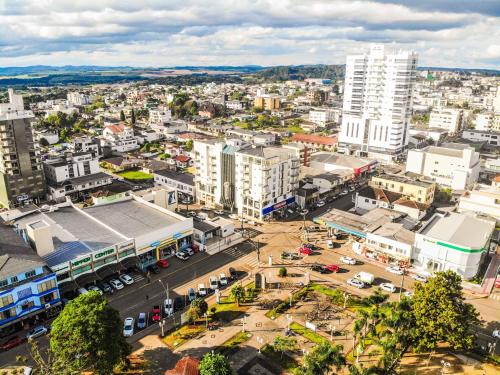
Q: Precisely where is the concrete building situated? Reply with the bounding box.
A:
[254,95,280,110]
[235,146,299,221]
[0,89,46,208]
[458,184,500,224]
[338,44,418,161]
[428,107,462,134]
[154,169,196,202]
[101,123,139,153]
[462,129,500,147]
[0,221,60,334]
[365,222,415,264]
[69,137,100,156]
[290,134,337,152]
[406,144,480,190]
[149,108,172,125]
[413,212,495,279]
[309,152,377,177]
[474,113,500,132]
[67,92,91,106]
[370,173,435,205]
[308,109,337,127]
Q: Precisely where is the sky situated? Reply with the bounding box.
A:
[0,0,499,69]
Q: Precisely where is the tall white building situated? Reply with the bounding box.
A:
[428,108,462,134]
[339,44,418,161]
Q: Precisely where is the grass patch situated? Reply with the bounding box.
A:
[218,331,253,356]
[289,322,328,345]
[118,170,153,180]
[265,286,309,319]
[261,344,299,371]
[162,324,206,349]
[212,296,247,322]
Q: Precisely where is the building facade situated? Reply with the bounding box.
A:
[338,44,418,161]
[458,184,500,224]
[462,129,500,147]
[428,107,462,134]
[370,174,435,204]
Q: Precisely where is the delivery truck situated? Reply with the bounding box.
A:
[354,272,375,285]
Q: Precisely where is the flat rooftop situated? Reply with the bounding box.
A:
[373,173,433,188]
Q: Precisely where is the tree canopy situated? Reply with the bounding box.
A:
[187,298,208,323]
[199,352,232,375]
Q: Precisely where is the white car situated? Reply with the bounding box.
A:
[109,279,124,290]
[123,317,135,337]
[214,210,225,215]
[137,312,147,329]
[347,278,365,289]
[385,266,405,275]
[340,256,356,265]
[119,274,134,285]
[493,329,500,338]
[164,298,173,316]
[88,285,103,295]
[380,283,397,293]
[209,276,218,290]
[26,326,48,340]
[316,200,325,207]
[175,251,189,260]
[198,283,208,297]
[339,189,349,196]
[411,274,428,282]
[228,214,239,220]
[404,291,413,298]
[248,220,257,226]
[219,273,228,286]
[183,248,194,256]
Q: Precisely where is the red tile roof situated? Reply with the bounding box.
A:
[105,123,127,134]
[291,133,338,146]
[175,155,191,162]
[165,356,199,375]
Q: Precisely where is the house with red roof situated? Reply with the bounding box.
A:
[165,356,199,375]
[174,154,193,169]
[291,133,338,151]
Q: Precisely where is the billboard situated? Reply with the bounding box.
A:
[261,196,295,215]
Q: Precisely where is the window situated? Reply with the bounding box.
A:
[10,276,18,284]
[37,278,56,293]
[0,294,14,308]
[25,270,36,279]
[0,279,7,288]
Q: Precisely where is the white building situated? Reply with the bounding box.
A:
[406,144,480,190]
[365,222,415,263]
[308,109,337,127]
[234,146,299,221]
[101,123,139,152]
[69,137,100,156]
[458,184,500,224]
[67,92,91,106]
[338,44,418,161]
[428,108,462,134]
[154,170,195,201]
[149,108,172,125]
[462,129,500,146]
[474,112,500,132]
[413,212,495,279]
[226,101,247,111]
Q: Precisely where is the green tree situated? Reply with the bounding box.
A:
[187,298,208,323]
[184,139,193,152]
[49,292,131,375]
[296,341,346,375]
[130,108,136,124]
[273,335,297,358]
[199,352,232,375]
[120,110,126,121]
[411,270,479,352]
[278,267,287,277]
[230,284,245,306]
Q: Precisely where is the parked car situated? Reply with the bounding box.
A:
[157,259,170,268]
[324,264,340,273]
[299,247,313,255]
[109,279,124,290]
[164,299,173,316]
[311,264,329,274]
[0,336,24,351]
[339,189,349,196]
[198,283,208,297]
[404,291,413,298]
[77,287,88,295]
[385,266,405,275]
[411,274,427,282]
[209,276,218,291]
[493,329,500,338]
[174,297,185,311]
[99,282,113,294]
[228,214,239,220]
[175,251,189,261]
[380,283,397,293]
[302,243,317,249]
[219,273,228,286]
[149,264,160,274]
[152,306,161,322]
[340,256,357,265]
[123,317,135,337]
[137,313,147,329]
[183,248,194,256]
[26,326,48,340]
[354,272,375,284]
[281,251,300,260]
[87,285,103,295]
[187,211,197,217]
[187,288,196,302]
[229,267,238,280]
[119,274,134,285]
[214,210,225,215]
[347,278,365,289]
[326,240,335,249]
[316,200,325,207]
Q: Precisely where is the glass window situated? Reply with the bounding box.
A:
[10,276,18,284]
[37,279,57,293]
[0,294,14,308]
[25,270,36,279]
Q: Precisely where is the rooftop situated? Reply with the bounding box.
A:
[373,173,434,188]
[291,133,338,145]
[311,152,374,169]
[155,169,195,185]
[372,222,415,245]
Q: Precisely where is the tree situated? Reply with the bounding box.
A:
[273,335,297,358]
[297,341,346,375]
[199,352,232,375]
[278,267,287,277]
[187,298,208,323]
[184,139,193,152]
[120,110,126,121]
[49,292,131,375]
[411,270,479,353]
[130,108,136,124]
[230,284,245,306]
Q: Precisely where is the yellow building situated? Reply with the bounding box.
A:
[254,95,280,110]
[370,174,435,205]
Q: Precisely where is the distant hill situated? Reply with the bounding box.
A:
[253,64,345,81]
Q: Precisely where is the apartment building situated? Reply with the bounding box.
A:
[67,92,91,106]
[428,107,462,134]
[474,113,500,132]
[154,169,196,202]
[462,129,500,147]
[101,123,139,152]
[308,109,338,127]
[235,146,299,221]
[338,44,418,161]
[149,107,172,125]
[406,144,480,190]
[370,173,435,204]
[0,89,46,208]
[254,95,280,110]
[458,184,500,224]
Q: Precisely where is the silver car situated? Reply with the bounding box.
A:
[26,326,48,340]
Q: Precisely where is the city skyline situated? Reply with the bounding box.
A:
[0,0,499,69]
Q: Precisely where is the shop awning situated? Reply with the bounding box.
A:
[95,263,121,279]
[74,272,99,287]
[59,280,78,294]
[120,256,139,270]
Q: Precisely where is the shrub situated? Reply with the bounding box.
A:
[278,267,287,277]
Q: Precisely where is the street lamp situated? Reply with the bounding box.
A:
[440,360,451,374]
[343,292,350,309]
[257,336,264,354]
[300,209,308,242]
[289,292,293,307]
[241,316,247,332]
[159,319,166,337]
[159,279,169,300]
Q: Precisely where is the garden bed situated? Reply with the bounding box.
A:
[265,286,309,319]
[289,322,328,345]
[162,324,206,349]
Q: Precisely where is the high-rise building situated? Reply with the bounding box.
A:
[0,89,45,208]
[338,44,418,161]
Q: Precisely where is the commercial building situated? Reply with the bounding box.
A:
[235,146,299,221]
[0,221,61,334]
[254,95,280,110]
[406,144,480,190]
[309,152,377,177]
[370,173,435,205]
[458,184,500,224]
[0,89,46,208]
[154,169,196,202]
[365,222,415,265]
[428,107,463,134]
[413,212,495,279]
[338,44,418,161]
[462,129,500,147]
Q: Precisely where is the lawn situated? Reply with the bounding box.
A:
[212,296,247,322]
[162,324,206,349]
[118,170,153,180]
[261,344,299,372]
[289,322,328,345]
[218,331,253,356]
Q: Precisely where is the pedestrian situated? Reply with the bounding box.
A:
[146,294,149,300]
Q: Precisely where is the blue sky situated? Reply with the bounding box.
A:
[0,0,499,68]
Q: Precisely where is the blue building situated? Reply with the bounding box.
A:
[0,220,61,334]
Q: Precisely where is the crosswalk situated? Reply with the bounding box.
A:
[223,247,252,258]
[130,273,145,282]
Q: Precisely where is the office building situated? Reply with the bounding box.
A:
[0,89,46,208]
[338,44,418,161]
[462,129,500,147]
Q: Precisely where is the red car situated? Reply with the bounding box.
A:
[157,259,170,268]
[191,244,200,253]
[152,305,161,322]
[1,336,25,351]
[299,247,313,255]
[324,264,340,273]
